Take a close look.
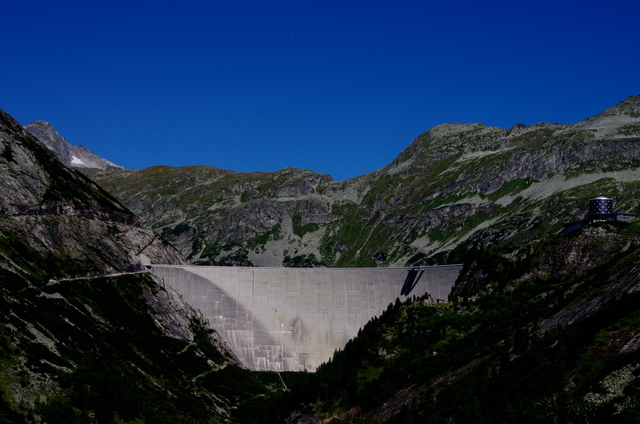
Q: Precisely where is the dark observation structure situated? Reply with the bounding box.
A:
[588,196,614,219]
[588,196,636,222]
[561,196,637,235]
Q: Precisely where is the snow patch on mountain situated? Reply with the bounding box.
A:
[70,156,86,166]
[24,121,126,171]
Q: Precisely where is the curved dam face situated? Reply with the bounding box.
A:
[150,265,462,371]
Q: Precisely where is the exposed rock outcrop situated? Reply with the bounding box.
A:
[0,109,184,278]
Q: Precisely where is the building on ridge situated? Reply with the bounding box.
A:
[561,196,637,235]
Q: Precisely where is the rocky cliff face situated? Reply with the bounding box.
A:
[25,120,124,171]
[0,109,268,423]
[87,95,640,268]
[1,110,184,278]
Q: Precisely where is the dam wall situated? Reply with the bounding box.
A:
[150,265,462,371]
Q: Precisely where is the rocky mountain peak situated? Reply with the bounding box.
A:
[25,120,57,137]
[24,120,125,170]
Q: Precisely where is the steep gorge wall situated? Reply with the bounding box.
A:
[150,264,462,371]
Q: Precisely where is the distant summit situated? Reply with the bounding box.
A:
[24,120,125,170]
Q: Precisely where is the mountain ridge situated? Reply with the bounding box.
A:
[84,95,640,269]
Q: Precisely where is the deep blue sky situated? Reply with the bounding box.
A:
[2,1,639,181]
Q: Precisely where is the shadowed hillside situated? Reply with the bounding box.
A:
[273,222,640,423]
[0,110,276,423]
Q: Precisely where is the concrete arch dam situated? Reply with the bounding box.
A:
[150,265,463,372]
